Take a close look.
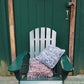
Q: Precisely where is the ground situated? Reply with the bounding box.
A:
[0,75,84,84]
[64,75,84,84]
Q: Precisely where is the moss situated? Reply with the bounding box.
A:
[79,69,84,74]
[0,60,11,76]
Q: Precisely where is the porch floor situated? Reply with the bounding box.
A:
[0,75,84,84]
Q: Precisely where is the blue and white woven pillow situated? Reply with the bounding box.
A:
[36,45,65,69]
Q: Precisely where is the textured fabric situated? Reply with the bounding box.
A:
[27,58,53,78]
[36,45,65,69]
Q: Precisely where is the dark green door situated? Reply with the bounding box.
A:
[14,0,70,56]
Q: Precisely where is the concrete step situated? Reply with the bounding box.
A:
[0,75,84,84]
[0,76,18,84]
[64,75,84,84]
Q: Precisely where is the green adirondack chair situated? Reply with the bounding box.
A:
[8,27,73,84]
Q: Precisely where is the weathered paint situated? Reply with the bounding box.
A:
[0,60,10,76]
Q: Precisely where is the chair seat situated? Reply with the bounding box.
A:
[20,75,62,84]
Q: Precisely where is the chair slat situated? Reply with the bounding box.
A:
[52,30,56,46]
[30,30,34,58]
[30,28,56,58]
[35,28,39,57]
[46,28,51,47]
[41,27,45,52]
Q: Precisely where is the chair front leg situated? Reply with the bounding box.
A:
[14,70,22,81]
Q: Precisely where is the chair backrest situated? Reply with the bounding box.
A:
[30,27,57,58]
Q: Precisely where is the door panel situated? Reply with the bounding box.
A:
[14,0,70,56]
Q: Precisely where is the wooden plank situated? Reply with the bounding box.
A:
[35,28,39,56]
[30,30,34,58]
[46,28,51,47]
[8,0,16,62]
[69,0,77,65]
[52,30,56,46]
[41,27,45,51]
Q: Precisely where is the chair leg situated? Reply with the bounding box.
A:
[62,70,68,84]
[14,70,22,81]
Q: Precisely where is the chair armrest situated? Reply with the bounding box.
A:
[8,51,29,72]
[60,55,74,71]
